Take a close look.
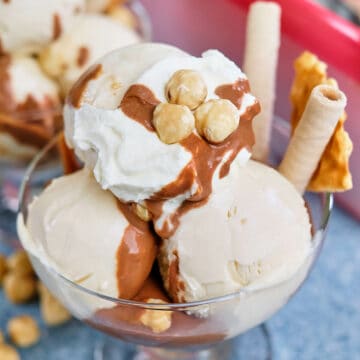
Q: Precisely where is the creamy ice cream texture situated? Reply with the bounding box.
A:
[0,0,85,55]
[39,14,141,95]
[0,55,61,159]
[20,43,312,319]
[24,168,157,300]
[159,160,312,302]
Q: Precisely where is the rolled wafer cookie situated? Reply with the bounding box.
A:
[278,84,347,194]
[243,1,281,162]
[290,51,352,192]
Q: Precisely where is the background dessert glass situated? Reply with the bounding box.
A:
[0,0,152,249]
[17,117,333,360]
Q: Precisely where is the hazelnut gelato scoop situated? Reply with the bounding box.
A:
[64,43,260,236]
[39,14,141,96]
[158,160,312,302]
[21,168,157,300]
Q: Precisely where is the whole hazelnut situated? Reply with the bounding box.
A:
[38,282,71,326]
[3,273,37,304]
[6,250,34,276]
[153,103,194,144]
[0,330,4,343]
[166,69,207,110]
[0,344,20,360]
[0,254,7,285]
[7,315,40,348]
[195,99,239,143]
[140,299,172,333]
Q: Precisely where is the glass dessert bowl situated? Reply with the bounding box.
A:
[17,118,332,360]
[0,107,62,249]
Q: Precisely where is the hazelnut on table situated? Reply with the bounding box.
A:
[6,250,34,276]
[0,344,20,360]
[3,273,37,304]
[0,329,4,343]
[38,282,71,326]
[7,315,40,348]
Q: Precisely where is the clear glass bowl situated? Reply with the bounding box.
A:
[0,107,62,250]
[0,0,152,249]
[17,118,332,359]
[125,0,152,41]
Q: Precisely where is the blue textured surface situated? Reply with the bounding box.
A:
[0,206,359,359]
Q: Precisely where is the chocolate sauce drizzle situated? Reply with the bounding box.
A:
[116,201,158,299]
[77,46,89,67]
[68,63,102,108]
[120,79,260,238]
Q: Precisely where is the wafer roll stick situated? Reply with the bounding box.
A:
[279,85,347,194]
[243,1,281,162]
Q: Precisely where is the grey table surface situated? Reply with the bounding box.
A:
[0,205,359,360]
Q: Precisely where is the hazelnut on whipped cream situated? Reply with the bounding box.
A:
[64,43,260,237]
[0,0,85,56]
[39,14,141,96]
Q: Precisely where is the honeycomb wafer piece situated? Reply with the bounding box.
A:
[308,112,353,191]
[57,132,80,175]
[289,51,353,192]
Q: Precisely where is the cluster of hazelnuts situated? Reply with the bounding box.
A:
[0,251,71,359]
[152,69,240,145]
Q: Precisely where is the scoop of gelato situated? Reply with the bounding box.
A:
[0,55,61,159]
[158,160,312,302]
[64,43,259,237]
[0,0,85,55]
[39,14,141,96]
[22,168,157,299]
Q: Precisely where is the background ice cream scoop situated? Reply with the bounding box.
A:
[0,55,61,159]
[39,14,141,96]
[159,160,312,302]
[0,0,85,55]
[21,168,157,300]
